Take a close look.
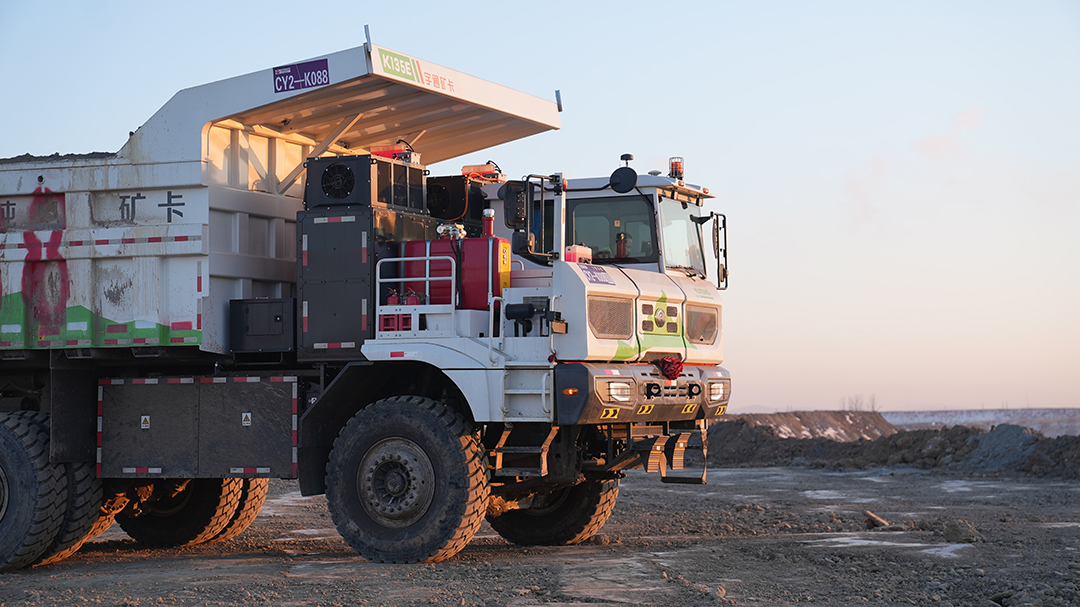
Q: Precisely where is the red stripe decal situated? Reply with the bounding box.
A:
[104,339,118,345]
[292,399,298,414]
[168,378,182,384]
[121,238,135,244]
[106,324,127,333]
[170,337,185,343]
[197,275,202,292]
[96,463,102,478]
[197,314,202,330]
[69,240,83,246]
[148,237,162,243]
[95,239,109,245]
[171,321,192,330]
[292,430,298,444]
[390,351,405,358]
[302,250,308,266]
[200,377,214,383]
[175,236,189,242]
[64,340,78,345]
[99,379,111,385]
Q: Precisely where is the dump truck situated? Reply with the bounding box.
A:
[0,41,729,569]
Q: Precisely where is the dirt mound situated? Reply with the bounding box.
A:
[706,417,1080,478]
[730,411,896,441]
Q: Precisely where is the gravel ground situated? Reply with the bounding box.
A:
[2,465,1079,606]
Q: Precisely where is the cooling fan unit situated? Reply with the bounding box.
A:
[321,162,356,200]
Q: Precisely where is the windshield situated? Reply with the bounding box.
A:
[565,195,658,264]
[659,196,707,276]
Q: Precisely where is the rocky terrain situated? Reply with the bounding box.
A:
[2,412,1078,606]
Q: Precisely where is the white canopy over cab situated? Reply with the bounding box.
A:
[123,43,560,194]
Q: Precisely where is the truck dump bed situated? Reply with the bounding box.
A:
[0,44,559,353]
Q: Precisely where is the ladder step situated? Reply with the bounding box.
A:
[494,467,543,477]
[493,446,546,454]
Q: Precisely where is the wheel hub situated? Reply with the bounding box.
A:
[357,437,435,529]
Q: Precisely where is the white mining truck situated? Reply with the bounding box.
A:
[0,41,729,569]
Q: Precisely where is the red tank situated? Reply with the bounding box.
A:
[403,215,509,310]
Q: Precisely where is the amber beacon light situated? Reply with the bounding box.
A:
[668,157,684,180]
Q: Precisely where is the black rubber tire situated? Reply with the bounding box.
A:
[0,412,68,572]
[487,479,619,546]
[116,478,242,548]
[326,396,488,563]
[81,493,130,544]
[34,462,103,566]
[208,478,268,543]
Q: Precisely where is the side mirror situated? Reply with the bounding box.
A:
[713,214,727,290]
[511,231,535,256]
[500,181,528,230]
[609,166,637,194]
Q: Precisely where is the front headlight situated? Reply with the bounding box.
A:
[600,380,634,403]
[607,381,633,402]
[707,380,730,403]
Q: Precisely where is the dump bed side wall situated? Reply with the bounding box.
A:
[0,160,300,354]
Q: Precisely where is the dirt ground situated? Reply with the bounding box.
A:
[2,464,1079,607]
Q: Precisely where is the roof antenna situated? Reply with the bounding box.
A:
[364,24,372,50]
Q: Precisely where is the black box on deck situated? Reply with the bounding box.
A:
[230,298,296,353]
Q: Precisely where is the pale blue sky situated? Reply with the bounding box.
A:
[1,1,1077,411]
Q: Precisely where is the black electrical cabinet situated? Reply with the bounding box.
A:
[294,205,441,362]
[305,155,425,211]
[229,298,295,353]
[296,205,375,361]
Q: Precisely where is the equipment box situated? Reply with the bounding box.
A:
[99,376,298,478]
[230,298,295,353]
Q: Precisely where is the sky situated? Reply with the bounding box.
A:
[1,1,1077,412]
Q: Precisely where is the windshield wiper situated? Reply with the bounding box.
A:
[667,264,707,278]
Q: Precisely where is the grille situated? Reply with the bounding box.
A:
[686,305,718,344]
[588,296,633,339]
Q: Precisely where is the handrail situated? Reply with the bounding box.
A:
[375,255,458,307]
[488,296,504,363]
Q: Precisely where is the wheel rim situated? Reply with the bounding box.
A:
[144,486,193,518]
[0,465,8,524]
[356,437,435,529]
[522,486,570,516]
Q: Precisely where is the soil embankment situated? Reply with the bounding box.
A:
[709,410,1080,479]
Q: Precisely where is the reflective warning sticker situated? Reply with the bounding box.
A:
[600,408,619,420]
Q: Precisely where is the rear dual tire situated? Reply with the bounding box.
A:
[0,412,69,572]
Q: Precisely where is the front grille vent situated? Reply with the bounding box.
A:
[587,296,633,340]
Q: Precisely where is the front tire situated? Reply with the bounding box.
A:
[487,479,619,546]
[326,396,488,563]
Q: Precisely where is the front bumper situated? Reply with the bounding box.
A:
[554,362,731,425]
